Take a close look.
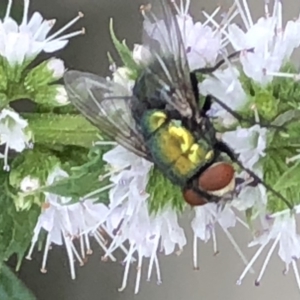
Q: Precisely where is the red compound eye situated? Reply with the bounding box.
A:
[182,163,236,206]
[182,188,207,206]
[198,162,235,193]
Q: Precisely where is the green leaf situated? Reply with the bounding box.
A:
[0,264,36,300]
[253,89,279,121]
[271,109,300,127]
[0,166,39,267]
[147,167,185,213]
[274,160,300,190]
[26,84,62,106]
[263,147,300,212]
[22,113,99,148]
[9,147,61,190]
[109,18,141,79]
[24,59,60,89]
[272,63,300,113]
[42,146,111,203]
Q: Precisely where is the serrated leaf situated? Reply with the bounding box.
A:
[0,264,36,300]
[22,113,99,148]
[263,147,300,211]
[147,167,185,213]
[6,205,40,270]
[42,147,110,203]
[9,147,61,190]
[0,166,39,267]
[274,160,300,190]
[109,18,141,77]
[271,109,300,127]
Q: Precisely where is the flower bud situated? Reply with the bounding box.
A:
[132,44,152,64]
[20,175,40,192]
[55,86,69,105]
[47,58,65,80]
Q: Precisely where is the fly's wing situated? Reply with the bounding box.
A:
[140,0,199,121]
[64,70,151,160]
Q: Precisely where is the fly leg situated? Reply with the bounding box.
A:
[209,95,286,132]
[215,141,293,209]
[194,48,254,74]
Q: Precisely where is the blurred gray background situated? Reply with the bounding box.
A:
[11,0,300,299]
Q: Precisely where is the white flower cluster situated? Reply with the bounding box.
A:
[0,0,83,169]
[19,0,300,295]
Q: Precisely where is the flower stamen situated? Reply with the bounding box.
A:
[237,243,267,285]
[155,256,162,285]
[147,236,160,280]
[101,224,136,261]
[292,260,300,290]
[70,241,85,267]
[40,234,52,274]
[255,234,281,286]
[234,0,250,29]
[80,234,85,259]
[202,6,221,28]
[212,227,219,256]
[4,0,12,20]
[45,12,84,43]
[266,71,300,81]
[264,0,270,18]
[193,234,199,270]
[82,183,114,200]
[118,243,135,292]
[241,0,253,27]
[84,232,93,255]
[222,227,254,273]
[3,142,10,171]
[135,247,143,294]
[93,231,116,262]
[55,28,85,42]
[21,0,30,26]
[63,235,76,280]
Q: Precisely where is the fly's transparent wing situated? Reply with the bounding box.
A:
[140,0,199,120]
[64,70,151,159]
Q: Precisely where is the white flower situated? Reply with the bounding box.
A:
[132,44,152,65]
[142,0,233,71]
[0,108,32,170]
[222,125,267,170]
[47,58,65,79]
[26,166,109,279]
[200,66,248,127]
[20,175,40,192]
[0,0,84,65]
[237,212,300,289]
[98,144,256,293]
[174,4,222,70]
[54,86,69,105]
[232,184,267,212]
[111,67,135,95]
[99,145,186,294]
[227,0,300,84]
[191,203,252,271]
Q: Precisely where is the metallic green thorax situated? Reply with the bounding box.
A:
[139,109,215,186]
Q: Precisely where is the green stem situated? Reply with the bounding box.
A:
[22,113,99,148]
